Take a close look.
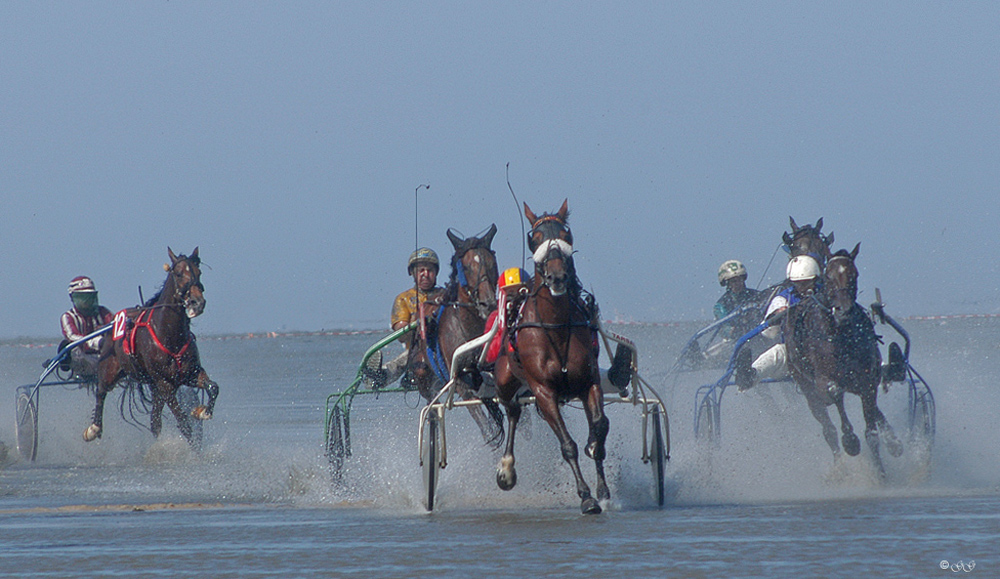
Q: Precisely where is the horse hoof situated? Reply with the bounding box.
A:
[842,432,861,456]
[83,424,101,442]
[191,406,213,421]
[884,432,904,457]
[581,497,602,515]
[496,467,517,491]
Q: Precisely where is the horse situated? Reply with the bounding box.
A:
[783,216,834,266]
[493,199,610,514]
[84,247,219,447]
[783,243,902,478]
[407,225,504,446]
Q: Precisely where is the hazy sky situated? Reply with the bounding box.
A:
[2,2,997,338]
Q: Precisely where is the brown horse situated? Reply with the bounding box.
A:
[493,199,609,514]
[783,216,834,266]
[84,248,218,447]
[784,244,902,478]
[407,225,504,445]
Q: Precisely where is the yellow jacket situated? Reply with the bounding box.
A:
[391,287,444,328]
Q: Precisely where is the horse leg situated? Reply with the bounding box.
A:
[582,383,610,501]
[804,391,841,456]
[84,356,121,442]
[861,387,903,459]
[831,393,861,457]
[496,400,521,491]
[84,384,110,442]
[150,387,166,438]
[165,389,194,443]
[535,390,600,515]
[190,369,219,420]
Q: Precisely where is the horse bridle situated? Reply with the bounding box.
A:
[823,255,857,321]
[453,247,497,319]
[528,214,578,294]
[168,257,205,310]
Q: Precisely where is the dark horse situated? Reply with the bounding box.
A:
[84,248,219,446]
[784,216,834,266]
[784,243,902,478]
[408,225,504,445]
[493,200,609,514]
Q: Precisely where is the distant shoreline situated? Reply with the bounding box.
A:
[3,314,998,349]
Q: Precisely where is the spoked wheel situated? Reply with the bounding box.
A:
[326,406,346,483]
[15,391,38,462]
[649,408,666,507]
[695,395,718,443]
[909,389,936,444]
[421,415,440,511]
[177,386,204,451]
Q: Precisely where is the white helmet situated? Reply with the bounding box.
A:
[786,255,821,281]
[717,260,748,286]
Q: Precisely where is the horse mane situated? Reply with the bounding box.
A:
[445,261,461,302]
[831,248,852,258]
[142,289,163,308]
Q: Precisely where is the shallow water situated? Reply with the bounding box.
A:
[1,319,997,577]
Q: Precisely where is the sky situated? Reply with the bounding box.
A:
[2,2,998,338]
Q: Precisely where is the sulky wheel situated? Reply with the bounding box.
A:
[649,408,666,507]
[421,415,440,511]
[15,391,38,462]
[326,406,346,483]
[695,395,719,443]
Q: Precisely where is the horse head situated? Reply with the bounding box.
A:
[783,216,834,265]
[447,224,500,318]
[165,247,205,318]
[824,243,860,325]
[524,199,575,297]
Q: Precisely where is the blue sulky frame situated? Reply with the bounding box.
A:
[14,324,112,462]
[691,291,935,449]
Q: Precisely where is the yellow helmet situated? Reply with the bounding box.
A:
[499,267,530,289]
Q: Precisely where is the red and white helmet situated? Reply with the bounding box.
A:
[67,276,97,294]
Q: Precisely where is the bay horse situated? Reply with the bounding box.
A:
[783,216,834,266]
[407,225,504,446]
[84,247,219,447]
[783,243,902,478]
[493,199,609,514]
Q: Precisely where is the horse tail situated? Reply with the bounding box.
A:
[116,379,155,433]
[480,397,505,450]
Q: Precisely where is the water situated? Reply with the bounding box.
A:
[1,320,998,577]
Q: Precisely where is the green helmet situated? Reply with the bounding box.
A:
[407,247,440,275]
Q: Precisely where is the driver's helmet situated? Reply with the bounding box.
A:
[68,276,97,294]
[717,260,748,286]
[498,267,531,291]
[68,276,99,312]
[407,247,440,275]
[786,255,821,281]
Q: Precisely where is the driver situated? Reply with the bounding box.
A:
[60,276,114,377]
[365,248,445,389]
[735,255,821,392]
[714,259,763,339]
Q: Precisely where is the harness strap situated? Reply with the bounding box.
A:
[124,309,192,370]
[426,306,449,383]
